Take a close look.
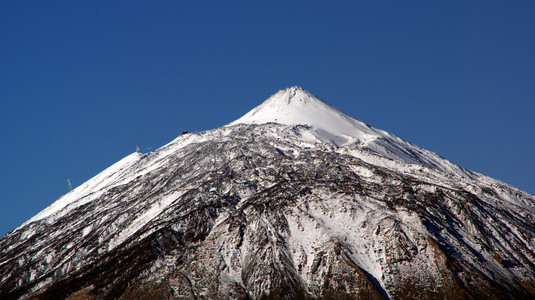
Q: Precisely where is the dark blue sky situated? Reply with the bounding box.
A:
[1,1,534,235]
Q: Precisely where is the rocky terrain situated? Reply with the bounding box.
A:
[1,87,534,299]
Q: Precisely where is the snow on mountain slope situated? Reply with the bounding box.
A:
[24,152,144,225]
[1,87,534,299]
[24,86,473,230]
[230,86,473,179]
[229,86,381,145]
[5,86,530,255]
[5,86,529,256]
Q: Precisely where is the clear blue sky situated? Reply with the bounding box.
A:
[1,1,534,235]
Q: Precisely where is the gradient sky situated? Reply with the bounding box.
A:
[1,1,534,235]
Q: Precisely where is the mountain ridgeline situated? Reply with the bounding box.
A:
[1,87,534,299]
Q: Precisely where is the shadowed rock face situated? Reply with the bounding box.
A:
[1,122,535,300]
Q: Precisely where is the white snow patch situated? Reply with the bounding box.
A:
[45,251,55,264]
[21,228,36,240]
[302,195,389,289]
[82,225,93,237]
[108,190,184,250]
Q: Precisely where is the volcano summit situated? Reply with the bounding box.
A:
[1,87,534,299]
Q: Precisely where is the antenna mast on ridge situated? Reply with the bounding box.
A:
[67,178,72,191]
[136,145,141,153]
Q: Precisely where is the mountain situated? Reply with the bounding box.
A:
[1,86,534,299]
[229,87,471,177]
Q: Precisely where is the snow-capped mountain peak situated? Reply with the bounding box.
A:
[229,86,381,146]
[2,87,534,300]
[229,87,474,179]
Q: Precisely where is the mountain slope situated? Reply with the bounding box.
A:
[231,86,474,179]
[1,87,534,299]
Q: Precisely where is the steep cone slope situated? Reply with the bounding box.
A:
[231,86,473,178]
[229,86,380,144]
[1,87,534,300]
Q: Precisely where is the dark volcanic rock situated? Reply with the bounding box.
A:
[1,87,534,299]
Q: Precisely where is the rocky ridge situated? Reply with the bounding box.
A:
[1,87,534,299]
